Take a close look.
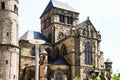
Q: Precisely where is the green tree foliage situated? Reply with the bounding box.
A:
[73,77,80,80]
[93,77,100,80]
[88,77,100,80]
[112,72,120,80]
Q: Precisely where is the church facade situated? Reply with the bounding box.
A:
[19,0,112,80]
[0,0,112,80]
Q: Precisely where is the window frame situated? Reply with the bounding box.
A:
[67,16,73,24]
[0,2,5,10]
[84,42,92,65]
[55,71,63,80]
[59,14,65,23]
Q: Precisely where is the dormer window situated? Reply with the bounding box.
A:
[0,2,5,10]
[59,14,65,23]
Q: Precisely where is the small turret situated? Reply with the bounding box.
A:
[104,58,112,80]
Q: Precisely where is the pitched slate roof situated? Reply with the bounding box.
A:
[76,17,97,32]
[19,30,50,43]
[76,17,90,29]
[105,58,112,63]
[41,0,78,17]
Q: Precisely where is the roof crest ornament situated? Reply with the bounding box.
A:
[87,16,89,20]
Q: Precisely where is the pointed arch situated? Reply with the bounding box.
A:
[55,47,60,58]
[82,40,95,52]
[84,41,92,65]
[46,48,52,62]
[60,44,67,56]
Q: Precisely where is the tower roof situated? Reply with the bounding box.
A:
[40,0,78,17]
[105,58,112,63]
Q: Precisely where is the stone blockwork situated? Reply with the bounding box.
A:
[19,40,35,80]
[0,0,19,80]
[0,0,18,46]
[19,0,112,80]
[0,45,19,80]
[41,7,79,44]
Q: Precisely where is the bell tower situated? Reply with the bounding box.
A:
[0,0,19,80]
[40,0,79,44]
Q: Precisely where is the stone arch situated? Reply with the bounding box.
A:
[82,40,95,65]
[46,48,52,62]
[46,48,52,56]
[60,44,67,56]
[54,47,60,59]
[82,40,95,52]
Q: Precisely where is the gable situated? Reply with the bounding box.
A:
[76,18,97,32]
[76,18,101,39]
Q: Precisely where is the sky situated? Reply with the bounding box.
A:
[19,0,120,73]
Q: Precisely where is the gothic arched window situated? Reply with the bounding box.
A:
[55,72,62,80]
[84,42,92,65]
[60,44,67,56]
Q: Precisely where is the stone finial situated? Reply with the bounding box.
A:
[87,16,89,20]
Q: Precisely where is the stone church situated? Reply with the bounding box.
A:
[0,0,112,80]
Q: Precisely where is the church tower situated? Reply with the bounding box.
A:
[40,0,79,44]
[0,0,19,80]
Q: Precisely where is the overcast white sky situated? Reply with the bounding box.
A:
[19,0,120,73]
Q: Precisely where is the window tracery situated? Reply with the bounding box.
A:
[55,72,63,80]
[84,42,92,65]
